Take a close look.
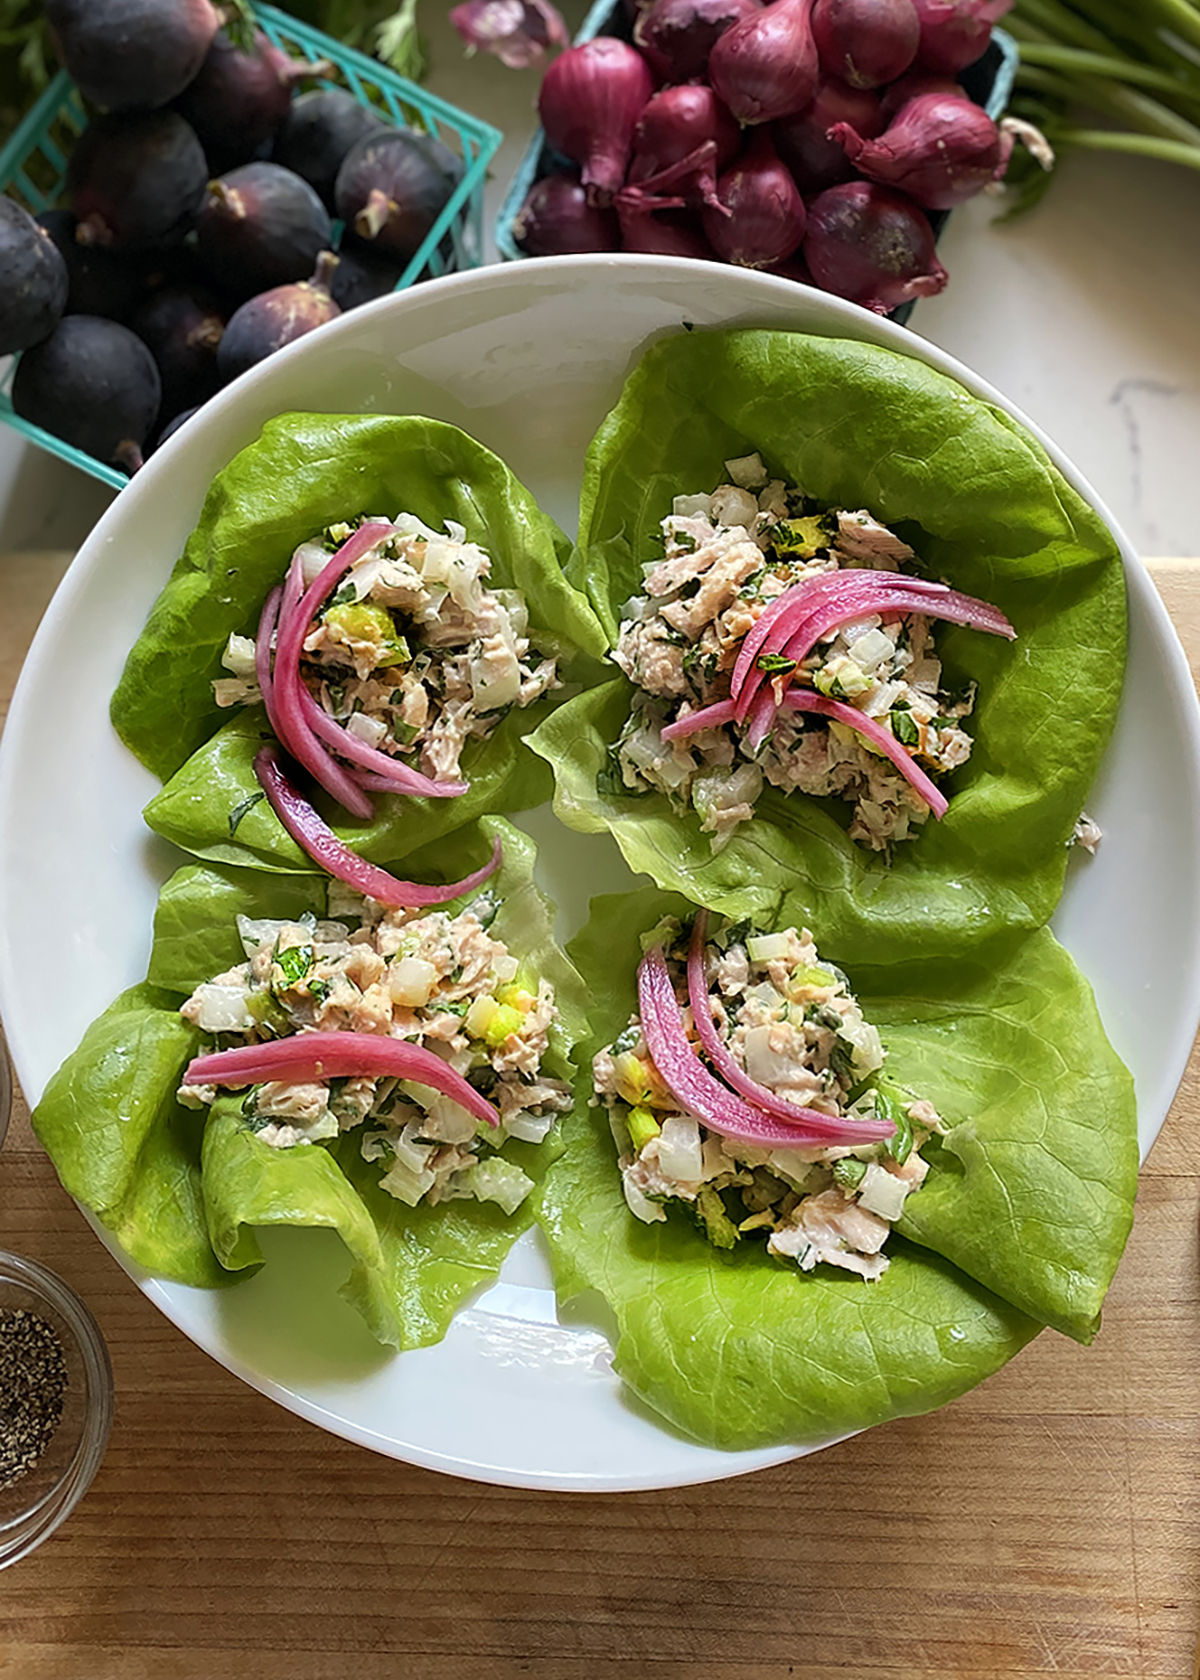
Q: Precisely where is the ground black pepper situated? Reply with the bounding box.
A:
[0,1309,68,1489]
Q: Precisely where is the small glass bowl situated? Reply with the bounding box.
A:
[0,1251,113,1568]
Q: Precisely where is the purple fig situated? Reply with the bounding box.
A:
[174,29,331,167]
[131,283,226,415]
[196,161,332,299]
[334,130,455,263]
[216,250,341,383]
[12,315,162,474]
[328,238,406,310]
[45,0,220,112]
[68,110,208,250]
[36,209,149,321]
[0,198,69,355]
[273,89,388,210]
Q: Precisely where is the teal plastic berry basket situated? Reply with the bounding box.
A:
[0,3,503,490]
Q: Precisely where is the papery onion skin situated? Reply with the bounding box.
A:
[811,0,919,90]
[702,131,807,268]
[912,0,1011,76]
[632,0,762,83]
[538,38,656,202]
[830,91,1007,209]
[513,172,622,254]
[187,1033,500,1128]
[254,745,497,905]
[772,75,884,194]
[685,912,896,1139]
[627,85,742,207]
[803,180,948,312]
[637,943,852,1146]
[709,0,820,126]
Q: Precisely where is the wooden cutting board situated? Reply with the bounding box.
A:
[0,551,1198,1680]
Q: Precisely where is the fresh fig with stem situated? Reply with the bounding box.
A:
[131,283,227,414]
[196,161,332,298]
[68,110,208,250]
[175,29,331,167]
[328,239,406,310]
[273,89,387,210]
[335,130,455,263]
[0,198,69,355]
[216,250,341,383]
[45,0,220,112]
[36,209,145,320]
[11,315,162,473]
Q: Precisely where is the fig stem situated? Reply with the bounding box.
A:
[355,188,396,240]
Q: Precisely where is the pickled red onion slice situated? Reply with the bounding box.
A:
[637,943,849,1147]
[253,745,501,907]
[685,910,895,1143]
[187,1032,500,1129]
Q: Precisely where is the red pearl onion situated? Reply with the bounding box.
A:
[829,91,1007,208]
[628,84,741,184]
[513,172,621,254]
[632,0,762,83]
[913,0,1012,75]
[537,38,655,203]
[617,197,718,257]
[811,0,919,89]
[709,0,819,126]
[880,69,962,117]
[803,181,947,312]
[772,75,884,193]
[702,130,807,268]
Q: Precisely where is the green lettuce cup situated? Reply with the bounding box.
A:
[113,412,609,872]
[32,818,590,1352]
[529,329,1126,966]
[536,888,1137,1450]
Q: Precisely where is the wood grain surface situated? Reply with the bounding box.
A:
[1,552,1198,1680]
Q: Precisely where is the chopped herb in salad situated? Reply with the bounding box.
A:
[594,914,945,1279]
[611,452,1014,852]
[177,880,573,1214]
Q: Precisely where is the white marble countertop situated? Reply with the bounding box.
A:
[4,7,1200,558]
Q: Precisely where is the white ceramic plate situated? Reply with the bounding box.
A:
[3,257,1199,1491]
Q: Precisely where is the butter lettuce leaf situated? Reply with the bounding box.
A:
[536,888,1135,1449]
[34,820,588,1350]
[530,329,1126,966]
[31,985,226,1287]
[112,411,608,868]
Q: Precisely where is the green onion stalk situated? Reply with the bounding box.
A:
[1005,0,1200,210]
[0,0,426,134]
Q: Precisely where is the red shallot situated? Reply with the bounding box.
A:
[537,38,655,203]
[803,180,948,312]
[880,69,961,117]
[187,1034,501,1129]
[709,0,820,126]
[685,912,896,1139]
[637,942,852,1146]
[627,85,741,210]
[830,90,1011,208]
[513,172,622,253]
[772,76,885,194]
[912,0,1011,75]
[253,744,501,906]
[702,131,807,268]
[811,0,919,90]
[632,0,762,82]
[617,198,717,256]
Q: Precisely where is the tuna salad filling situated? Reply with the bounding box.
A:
[215,512,561,787]
[177,881,573,1214]
[610,453,980,852]
[594,917,944,1280]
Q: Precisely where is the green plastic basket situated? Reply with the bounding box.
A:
[0,3,503,490]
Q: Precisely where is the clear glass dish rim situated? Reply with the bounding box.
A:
[0,1249,113,1567]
